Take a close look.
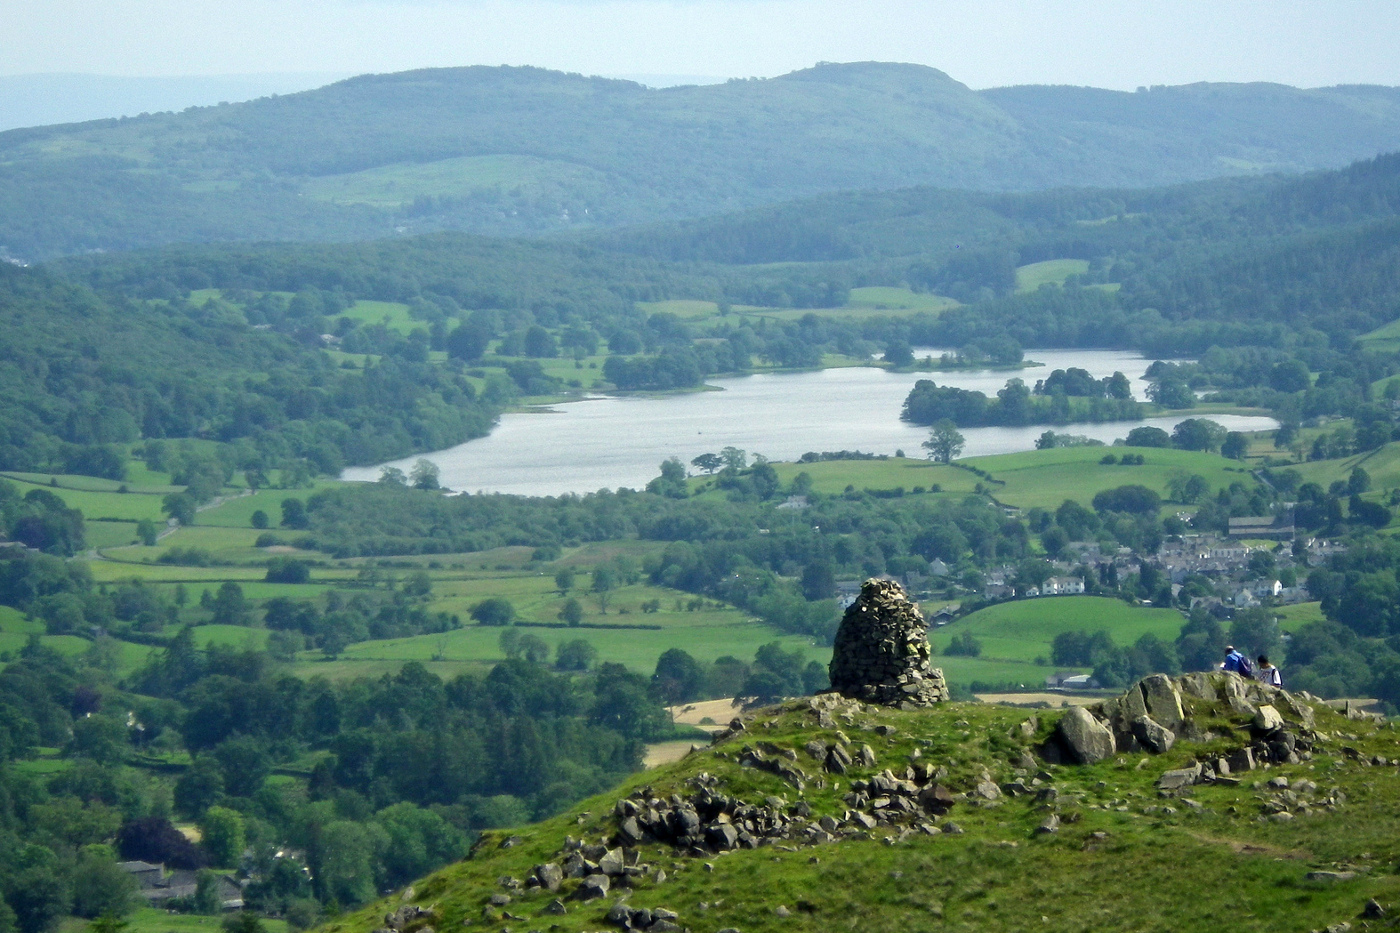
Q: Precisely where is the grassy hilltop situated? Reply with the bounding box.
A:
[319,680,1400,933]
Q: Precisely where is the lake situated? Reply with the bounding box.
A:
[342,349,1279,496]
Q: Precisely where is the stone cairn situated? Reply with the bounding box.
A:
[827,578,947,708]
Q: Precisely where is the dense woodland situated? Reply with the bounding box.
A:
[0,264,498,478]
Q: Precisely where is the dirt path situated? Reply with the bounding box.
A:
[975,692,1102,707]
[643,740,704,768]
[667,698,742,732]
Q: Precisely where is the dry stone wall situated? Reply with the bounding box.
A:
[827,578,947,709]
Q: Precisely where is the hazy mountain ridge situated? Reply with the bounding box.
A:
[0,72,349,133]
[7,62,1400,260]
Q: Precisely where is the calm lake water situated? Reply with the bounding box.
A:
[343,349,1279,496]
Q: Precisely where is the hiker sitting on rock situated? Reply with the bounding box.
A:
[1256,655,1282,687]
[1222,645,1253,677]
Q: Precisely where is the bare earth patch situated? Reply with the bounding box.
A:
[667,698,742,732]
[643,740,703,768]
[975,691,1102,707]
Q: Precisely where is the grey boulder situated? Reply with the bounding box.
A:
[1056,707,1116,764]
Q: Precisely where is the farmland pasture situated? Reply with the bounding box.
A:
[845,286,955,313]
[963,445,1257,512]
[110,523,278,563]
[84,520,141,549]
[195,484,340,528]
[57,907,289,933]
[1016,258,1090,292]
[6,442,1256,694]
[5,482,169,523]
[1275,601,1326,632]
[1,470,178,494]
[337,299,420,335]
[1291,441,1400,492]
[319,614,828,680]
[932,596,1184,664]
[756,457,980,496]
[1359,316,1400,352]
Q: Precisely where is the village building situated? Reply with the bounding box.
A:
[117,861,244,910]
[1228,511,1295,539]
[1041,576,1086,596]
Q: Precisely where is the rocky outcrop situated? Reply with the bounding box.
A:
[1045,670,1342,796]
[1095,673,1187,752]
[827,579,947,708]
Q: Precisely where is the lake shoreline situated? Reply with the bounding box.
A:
[343,349,1278,496]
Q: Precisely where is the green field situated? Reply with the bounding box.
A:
[1274,601,1326,633]
[1291,441,1400,492]
[301,153,611,208]
[964,446,1257,512]
[845,286,956,313]
[926,595,1188,689]
[640,289,955,324]
[2,470,178,494]
[336,299,421,335]
[75,507,836,680]
[323,617,827,682]
[532,354,609,388]
[85,520,141,549]
[1015,258,1090,292]
[179,624,272,651]
[0,605,43,658]
[925,653,1059,690]
[56,907,288,933]
[1,473,171,522]
[106,524,279,563]
[716,457,981,497]
[733,305,921,325]
[698,447,1259,513]
[935,596,1184,663]
[195,484,340,528]
[1358,315,1400,352]
[1287,442,1400,530]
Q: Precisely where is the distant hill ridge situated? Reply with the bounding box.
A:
[5,61,1400,259]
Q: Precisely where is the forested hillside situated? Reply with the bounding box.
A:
[55,151,1400,358]
[6,62,1400,259]
[0,264,497,478]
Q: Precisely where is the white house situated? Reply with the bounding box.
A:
[1042,576,1086,595]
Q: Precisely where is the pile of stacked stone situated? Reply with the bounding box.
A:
[827,578,947,709]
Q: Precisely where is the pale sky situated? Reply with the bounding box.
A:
[4,0,1400,90]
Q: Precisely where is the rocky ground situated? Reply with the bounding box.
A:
[323,673,1400,933]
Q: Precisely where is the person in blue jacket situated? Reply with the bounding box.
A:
[1223,645,1248,675]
